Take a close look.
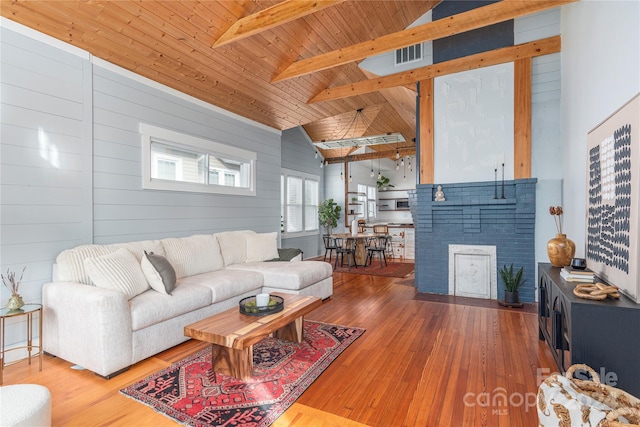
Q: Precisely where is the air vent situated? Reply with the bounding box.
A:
[395,43,422,66]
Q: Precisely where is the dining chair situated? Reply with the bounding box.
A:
[322,235,338,262]
[373,225,393,259]
[350,224,366,234]
[366,235,389,268]
[334,237,357,271]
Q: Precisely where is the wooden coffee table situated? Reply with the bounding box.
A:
[184,292,322,380]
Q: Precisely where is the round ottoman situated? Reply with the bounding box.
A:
[0,384,51,427]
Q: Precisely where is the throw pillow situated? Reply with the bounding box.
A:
[215,230,256,266]
[245,232,279,263]
[84,248,150,300]
[141,251,176,295]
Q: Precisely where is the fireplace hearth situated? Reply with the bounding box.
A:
[408,179,537,302]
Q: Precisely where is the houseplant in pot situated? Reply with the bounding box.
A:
[499,263,525,305]
[376,176,394,191]
[318,198,341,236]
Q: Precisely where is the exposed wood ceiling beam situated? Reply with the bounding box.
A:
[326,147,416,164]
[309,36,561,103]
[213,0,346,48]
[272,0,575,82]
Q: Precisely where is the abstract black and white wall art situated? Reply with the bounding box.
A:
[586,94,640,303]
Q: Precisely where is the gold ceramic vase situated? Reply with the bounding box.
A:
[547,234,575,267]
[6,294,24,311]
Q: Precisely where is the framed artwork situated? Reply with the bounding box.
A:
[586,93,640,303]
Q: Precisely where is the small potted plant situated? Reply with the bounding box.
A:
[499,263,525,305]
[2,267,26,311]
[376,176,394,190]
[318,199,341,236]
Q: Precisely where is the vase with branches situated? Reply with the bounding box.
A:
[547,205,575,267]
[2,266,26,310]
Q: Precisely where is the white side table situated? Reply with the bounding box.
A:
[0,304,43,385]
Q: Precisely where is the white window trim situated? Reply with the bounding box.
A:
[140,123,257,196]
[281,168,320,238]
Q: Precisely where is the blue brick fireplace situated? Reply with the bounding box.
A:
[408,179,537,302]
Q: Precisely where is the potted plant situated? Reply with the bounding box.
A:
[318,198,341,236]
[2,267,26,311]
[376,176,394,190]
[499,263,525,305]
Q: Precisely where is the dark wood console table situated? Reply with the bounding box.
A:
[538,263,640,397]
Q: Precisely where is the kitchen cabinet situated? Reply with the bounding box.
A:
[387,226,414,260]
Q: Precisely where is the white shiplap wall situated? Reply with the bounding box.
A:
[280,126,325,257]
[1,24,93,306]
[91,63,281,243]
[0,20,282,350]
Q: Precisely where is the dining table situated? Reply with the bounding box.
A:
[330,232,386,267]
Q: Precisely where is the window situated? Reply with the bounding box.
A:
[357,184,377,221]
[281,169,319,235]
[140,123,256,196]
[395,43,423,66]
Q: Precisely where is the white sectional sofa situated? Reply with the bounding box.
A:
[42,230,332,378]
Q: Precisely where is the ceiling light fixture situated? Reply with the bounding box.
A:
[314,150,318,159]
[377,158,381,180]
[312,107,405,150]
[370,159,374,178]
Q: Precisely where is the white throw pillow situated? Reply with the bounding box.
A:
[161,234,224,279]
[215,230,256,266]
[245,232,279,263]
[84,248,150,300]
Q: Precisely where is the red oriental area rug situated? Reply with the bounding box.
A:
[121,321,365,427]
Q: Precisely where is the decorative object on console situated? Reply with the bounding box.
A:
[2,267,26,311]
[560,266,595,283]
[573,283,620,300]
[547,206,575,267]
[434,185,446,202]
[570,257,587,270]
[586,93,639,303]
[498,263,524,307]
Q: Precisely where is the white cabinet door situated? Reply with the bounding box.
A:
[404,228,415,260]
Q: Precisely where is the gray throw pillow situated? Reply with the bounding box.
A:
[141,250,176,295]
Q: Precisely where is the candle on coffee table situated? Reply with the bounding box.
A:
[256,293,270,307]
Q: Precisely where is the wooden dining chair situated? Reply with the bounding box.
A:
[334,237,357,271]
[366,235,389,268]
[322,235,338,262]
[373,225,393,260]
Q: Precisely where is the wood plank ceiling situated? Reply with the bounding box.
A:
[0,0,571,162]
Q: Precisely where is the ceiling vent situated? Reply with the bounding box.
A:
[395,43,423,66]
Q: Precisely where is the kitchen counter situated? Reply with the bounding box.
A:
[364,223,414,229]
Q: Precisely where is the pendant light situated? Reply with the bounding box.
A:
[370,159,374,178]
[377,158,381,180]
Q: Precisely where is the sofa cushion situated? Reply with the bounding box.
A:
[245,232,279,262]
[215,230,256,266]
[56,240,164,285]
[141,251,176,295]
[161,234,224,279]
[178,269,263,304]
[129,283,212,331]
[227,260,332,291]
[84,248,150,300]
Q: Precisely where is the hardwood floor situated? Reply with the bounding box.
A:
[2,266,556,426]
